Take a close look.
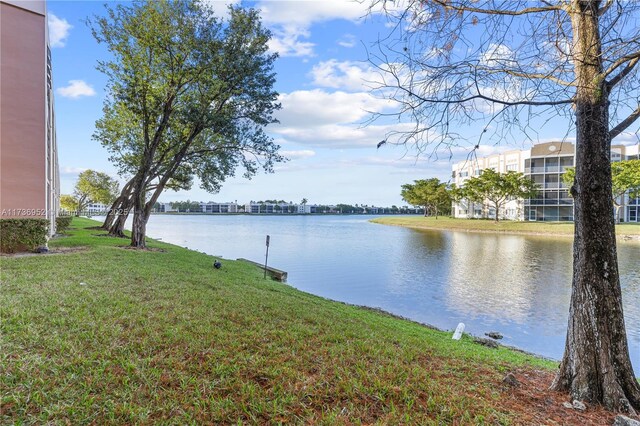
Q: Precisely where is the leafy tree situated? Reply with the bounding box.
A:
[401,178,451,218]
[59,194,78,215]
[170,200,201,213]
[91,0,281,248]
[563,159,640,222]
[370,0,640,410]
[336,204,357,214]
[64,170,120,216]
[460,170,537,222]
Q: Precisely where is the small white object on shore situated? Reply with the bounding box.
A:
[452,322,465,340]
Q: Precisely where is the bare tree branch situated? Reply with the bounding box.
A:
[605,55,640,88]
[610,103,640,139]
[497,69,576,87]
[430,0,563,16]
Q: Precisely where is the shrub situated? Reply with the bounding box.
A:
[0,219,49,253]
[56,216,73,233]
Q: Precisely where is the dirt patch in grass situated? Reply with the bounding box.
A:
[495,368,623,425]
[93,233,128,239]
[118,245,167,252]
[0,246,90,258]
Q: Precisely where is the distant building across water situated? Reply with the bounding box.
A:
[451,142,640,222]
[154,201,422,215]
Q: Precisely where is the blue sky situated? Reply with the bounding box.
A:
[46,0,637,207]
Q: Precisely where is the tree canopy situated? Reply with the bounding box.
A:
[401,178,451,218]
[563,159,640,221]
[170,200,202,213]
[62,170,119,216]
[91,0,281,247]
[460,169,538,222]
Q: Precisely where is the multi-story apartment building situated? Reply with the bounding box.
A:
[0,0,59,234]
[86,203,109,215]
[200,201,238,213]
[247,202,297,214]
[452,142,639,222]
[158,201,239,213]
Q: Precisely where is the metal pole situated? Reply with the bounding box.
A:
[264,235,270,279]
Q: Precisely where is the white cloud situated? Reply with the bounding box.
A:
[276,89,391,127]
[56,80,96,99]
[267,25,315,57]
[48,13,72,48]
[255,0,409,57]
[197,0,241,18]
[257,0,367,27]
[271,89,440,149]
[338,155,452,172]
[309,60,381,92]
[612,131,640,145]
[280,149,316,160]
[274,122,420,149]
[480,43,515,67]
[257,0,369,57]
[60,166,87,176]
[337,34,357,48]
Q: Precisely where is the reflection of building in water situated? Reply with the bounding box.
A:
[383,230,449,296]
[452,142,639,222]
[445,231,571,327]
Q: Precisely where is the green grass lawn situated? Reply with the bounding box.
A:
[371,216,640,237]
[1,218,557,424]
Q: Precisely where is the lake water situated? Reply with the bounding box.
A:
[129,214,639,367]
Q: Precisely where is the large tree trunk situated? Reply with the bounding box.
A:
[107,196,134,237]
[552,1,640,413]
[130,179,169,248]
[130,209,147,248]
[102,180,134,230]
[130,193,147,248]
[104,196,132,235]
[128,168,150,248]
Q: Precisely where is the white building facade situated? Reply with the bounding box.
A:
[452,142,639,222]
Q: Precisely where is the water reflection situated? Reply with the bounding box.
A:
[445,233,571,326]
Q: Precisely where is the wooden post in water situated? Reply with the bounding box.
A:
[264,235,270,279]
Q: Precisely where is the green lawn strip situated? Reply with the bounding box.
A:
[371,216,640,237]
[2,218,553,424]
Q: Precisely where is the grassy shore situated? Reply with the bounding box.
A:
[371,216,640,239]
[2,218,620,424]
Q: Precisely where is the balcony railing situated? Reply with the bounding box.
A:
[525,166,572,174]
[530,215,575,222]
[525,198,573,206]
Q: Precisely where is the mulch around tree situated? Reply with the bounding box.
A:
[495,368,629,425]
